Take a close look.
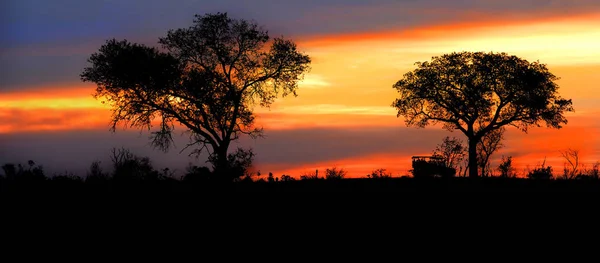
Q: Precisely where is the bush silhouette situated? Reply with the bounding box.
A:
[300,170,321,180]
[498,156,516,178]
[182,164,212,184]
[2,161,47,182]
[527,160,553,180]
[280,174,295,182]
[366,168,393,179]
[110,147,161,185]
[325,167,347,180]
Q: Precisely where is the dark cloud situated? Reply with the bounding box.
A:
[0,54,88,89]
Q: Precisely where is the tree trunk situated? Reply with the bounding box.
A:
[210,142,229,178]
[468,137,478,178]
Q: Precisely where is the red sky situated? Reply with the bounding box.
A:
[1,1,599,178]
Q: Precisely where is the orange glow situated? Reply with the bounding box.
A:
[0,108,111,133]
[257,153,418,179]
[299,12,600,49]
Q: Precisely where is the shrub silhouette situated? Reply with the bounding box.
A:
[2,161,47,182]
[50,173,84,190]
[183,164,212,184]
[575,162,599,180]
[411,157,456,178]
[498,156,516,178]
[86,161,109,183]
[300,170,321,180]
[366,168,393,179]
[280,174,295,182]
[325,167,347,180]
[527,159,553,180]
[110,147,160,184]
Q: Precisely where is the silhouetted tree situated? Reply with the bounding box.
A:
[81,12,311,180]
[366,168,393,179]
[325,167,347,180]
[86,161,108,181]
[110,147,159,182]
[560,148,580,179]
[498,156,516,178]
[280,174,295,181]
[477,127,504,176]
[300,169,320,180]
[433,136,466,171]
[214,147,255,181]
[392,51,573,177]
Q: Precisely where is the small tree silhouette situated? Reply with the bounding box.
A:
[477,128,504,177]
[560,148,580,179]
[110,147,159,183]
[432,137,466,170]
[498,156,516,178]
[325,167,346,180]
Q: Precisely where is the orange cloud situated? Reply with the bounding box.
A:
[299,11,600,47]
[0,108,111,133]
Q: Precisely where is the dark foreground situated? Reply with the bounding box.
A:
[3,176,600,194]
[3,177,600,233]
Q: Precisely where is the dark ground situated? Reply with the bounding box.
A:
[3,176,600,194]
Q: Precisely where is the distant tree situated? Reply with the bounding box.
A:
[300,169,321,180]
[498,155,516,178]
[110,147,158,182]
[366,168,393,179]
[477,127,504,177]
[325,167,347,180]
[1,161,46,182]
[81,12,311,180]
[280,174,295,181]
[392,51,573,177]
[560,148,580,179]
[432,136,466,170]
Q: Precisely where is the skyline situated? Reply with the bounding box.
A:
[1,0,599,177]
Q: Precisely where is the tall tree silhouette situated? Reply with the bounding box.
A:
[81,13,311,178]
[392,51,573,177]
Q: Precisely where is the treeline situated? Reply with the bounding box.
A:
[2,147,599,194]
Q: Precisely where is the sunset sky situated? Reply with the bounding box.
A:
[1,0,599,178]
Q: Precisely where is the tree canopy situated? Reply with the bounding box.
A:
[81,12,311,180]
[392,51,573,177]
